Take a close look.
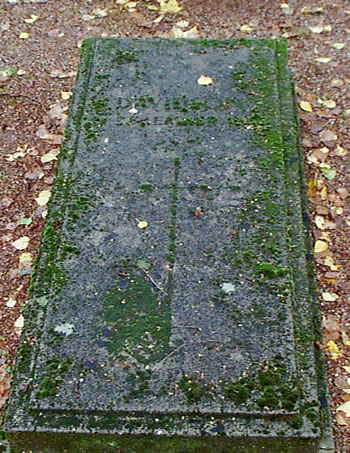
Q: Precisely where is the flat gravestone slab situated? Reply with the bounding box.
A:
[4,38,332,452]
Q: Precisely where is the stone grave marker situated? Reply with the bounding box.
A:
[3,38,333,452]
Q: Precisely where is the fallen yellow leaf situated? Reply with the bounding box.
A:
[337,401,350,417]
[314,240,328,253]
[12,236,30,250]
[240,24,254,32]
[307,179,317,197]
[14,315,24,329]
[158,0,182,14]
[335,207,344,215]
[322,292,338,302]
[176,20,189,28]
[137,221,148,229]
[320,185,328,200]
[82,14,95,21]
[326,340,342,360]
[19,32,30,39]
[309,25,324,33]
[323,99,336,109]
[333,42,345,50]
[300,101,313,112]
[171,25,199,38]
[35,190,51,206]
[40,151,59,163]
[320,231,330,242]
[315,215,326,229]
[125,1,137,11]
[197,75,213,86]
[24,14,39,24]
[19,252,33,263]
[61,91,72,100]
[153,14,164,23]
[93,8,109,17]
[315,57,331,64]
[324,256,341,271]
[6,298,16,308]
[343,366,350,374]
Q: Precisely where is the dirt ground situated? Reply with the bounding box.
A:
[0,0,349,450]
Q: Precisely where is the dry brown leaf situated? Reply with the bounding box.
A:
[337,188,349,198]
[331,78,344,87]
[319,129,337,142]
[336,412,348,426]
[334,375,350,391]
[323,315,340,342]
[49,69,76,79]
[36,125,63,144]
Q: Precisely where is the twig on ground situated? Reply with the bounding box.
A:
[151,344,184,371]
[0,92,47,114]
[138,266,168,295]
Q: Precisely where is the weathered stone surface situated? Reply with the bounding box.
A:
[4,38,333,452]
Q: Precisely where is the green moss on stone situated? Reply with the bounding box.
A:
[178,375,213,403]
[38,358,72,398]
[256,262,288,278]
[114,50,138,65]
